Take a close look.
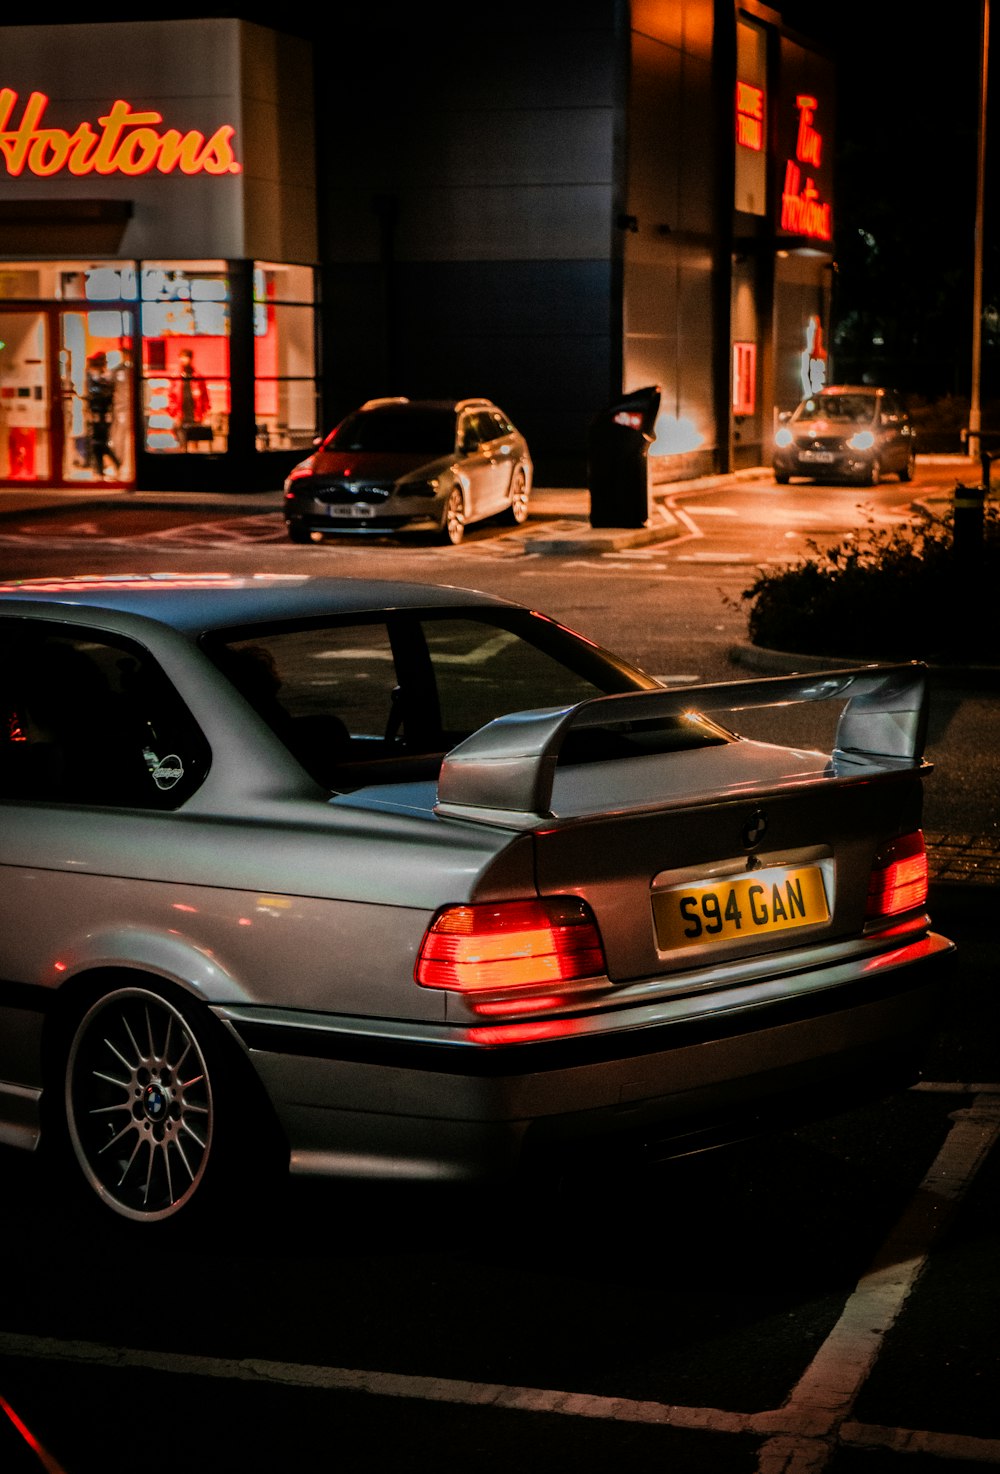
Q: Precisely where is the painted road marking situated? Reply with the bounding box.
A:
[0,1086,997,1469]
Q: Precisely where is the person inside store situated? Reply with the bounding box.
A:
[167,348,212,451]
[85,352,120,479]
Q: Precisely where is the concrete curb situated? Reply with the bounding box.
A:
[518,506,684,555]
[729,642,1000,692]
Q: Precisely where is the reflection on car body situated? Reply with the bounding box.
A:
[773,385,916,486]
[0,574,954,1229]
[283,396,533,545]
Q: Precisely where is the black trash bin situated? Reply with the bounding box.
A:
[587,385,661,529]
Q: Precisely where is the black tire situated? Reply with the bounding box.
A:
[899,448,916,482]
[440,486,466,545]
[60,983,284,1229]
[287,521,313,544]
[774,470,790,485]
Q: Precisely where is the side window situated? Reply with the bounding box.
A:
[0,623,210,808]
[474,410,501,444]
[421,617,604,741]
[489,410,513,437]
[210,621,401,761]
[459,414,482,451]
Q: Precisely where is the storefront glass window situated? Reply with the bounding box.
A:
[140,261,230,455]
[253,262,318,451]
[0,263,138,301]
[0,266,138,488]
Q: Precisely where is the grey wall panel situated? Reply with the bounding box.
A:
[383,111,615,189]
[621,0,718,465]
[399,261,615,338]
[321,259,615,484]
[677,51,715,235]
[627,32,683,233]
[394,186,614,261]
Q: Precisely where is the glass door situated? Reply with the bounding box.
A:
[0,306,137,488]
[0,309,51,483]
[59,308,136,485]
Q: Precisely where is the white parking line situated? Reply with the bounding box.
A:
[753,1088,1000,1472]
[1,1085,997,1468]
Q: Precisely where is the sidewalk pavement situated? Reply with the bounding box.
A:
[1,458,996,896]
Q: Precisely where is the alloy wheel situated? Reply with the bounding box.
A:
[65,987,215,1223]
[442,487,466,545]
[509,470,530,524]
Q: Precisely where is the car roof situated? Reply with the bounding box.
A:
[357,397,495,415]
[813,385,884,396]
[0,573,517,635]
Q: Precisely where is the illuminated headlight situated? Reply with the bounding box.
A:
[774,427,793,448]
[848,430,875,451]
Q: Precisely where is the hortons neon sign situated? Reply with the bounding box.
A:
[780,94,831,241]
[0,90,241,177]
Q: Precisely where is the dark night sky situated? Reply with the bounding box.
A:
[777,1,995,401]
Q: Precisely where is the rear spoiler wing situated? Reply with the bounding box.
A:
[435,662,927,825]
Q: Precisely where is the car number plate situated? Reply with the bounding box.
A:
[330,503,375,519]
[800,450,834,463]
[652,864,829,952]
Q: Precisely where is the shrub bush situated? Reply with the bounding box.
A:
[738,501,999,663]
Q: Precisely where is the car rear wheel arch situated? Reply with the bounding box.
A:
[41,967,287,1230]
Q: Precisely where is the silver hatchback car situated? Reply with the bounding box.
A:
[283,397,533,545]
[0,575,953,1229]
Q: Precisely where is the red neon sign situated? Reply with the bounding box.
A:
[0,89,241,178]
[795,95,822,166]
[733,342,757,416]
[736,82,764,151]
[780,94,831,241]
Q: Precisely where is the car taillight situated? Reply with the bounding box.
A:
[415,897,606,993]
[866,831,928,919]
[284,461,316,487]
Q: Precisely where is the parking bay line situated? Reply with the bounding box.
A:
[1,1086,998,1465]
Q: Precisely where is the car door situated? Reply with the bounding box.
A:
[483,408,520,505]
[458,410,509,518]
[0,621,214,1110]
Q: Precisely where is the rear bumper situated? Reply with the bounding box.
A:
[218,930,955,1182]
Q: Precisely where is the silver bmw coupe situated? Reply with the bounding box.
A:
[0,575,954,1227]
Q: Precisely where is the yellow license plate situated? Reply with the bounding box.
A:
[653,864,829,952]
